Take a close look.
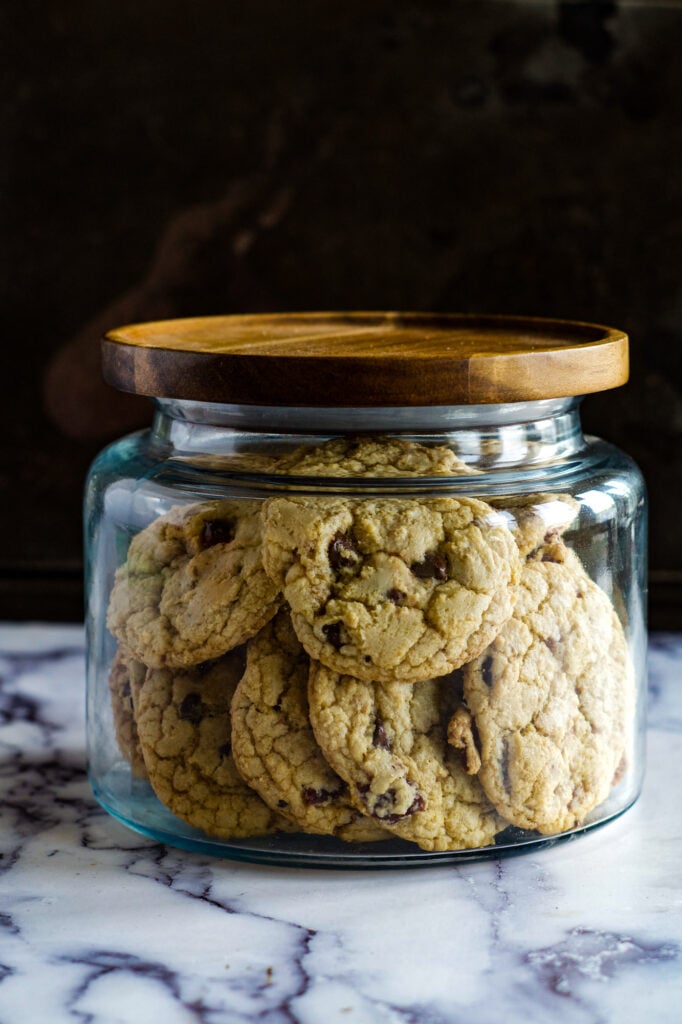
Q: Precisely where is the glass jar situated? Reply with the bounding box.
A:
[85,313,646,867]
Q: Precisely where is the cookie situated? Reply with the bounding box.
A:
[175,452,282,474]
[461,550,633,834]
[134,649,292,838]
[107,500,282,668]
[108,650,148,779]
[528,538,585,572]
[274,436,477,477]
[447,705,481,776]
[489,493,579,558]
[231,612,387,842]
[262,495,520,683]
[308,662,504,851]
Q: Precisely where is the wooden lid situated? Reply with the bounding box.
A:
[102,312,628,407]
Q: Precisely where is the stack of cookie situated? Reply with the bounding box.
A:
[106,438,633,853]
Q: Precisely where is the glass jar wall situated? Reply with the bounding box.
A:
[85,314,646,866]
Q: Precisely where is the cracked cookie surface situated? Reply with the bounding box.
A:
[134,649,292,838]
[308,663,504,851]
[462,549,633,834]
[274,436,476,477]
[231,611,387,842]
[107,500,282,668]
[262,495,520,683]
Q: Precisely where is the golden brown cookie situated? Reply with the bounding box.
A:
[447,706,481,776]
[274,436,477,477]
[262,495,520,683]
[231,612,387,842]
[308,662,505,852]
[107,500,282,668]
[134,650,292,838]
[174,452,282,473]
[462,552,633,835]
[108,650,148,779]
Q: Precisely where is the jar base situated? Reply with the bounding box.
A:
[90,767,639,870]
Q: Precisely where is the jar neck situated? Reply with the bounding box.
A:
[150,397,586,470]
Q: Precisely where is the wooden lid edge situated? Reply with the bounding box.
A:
[101,330,629,407]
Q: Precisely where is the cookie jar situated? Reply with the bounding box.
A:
[85,313,646,867]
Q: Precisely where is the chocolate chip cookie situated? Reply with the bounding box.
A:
[489,493,580,557]
[175,452,283,473]
[107,500,282,668]
[231,612,387,842]
[461,549,633,834]
[262,495,520,683]
[134,649,292,838]
[108,650,148,779]
[274,436,476,477]
[308,662,504,851]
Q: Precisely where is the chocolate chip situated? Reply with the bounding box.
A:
[322,622,342,649]
[371,787,425,824]
[386,588,405,605]
[470,715,482,756]
[544,637,557,653]
[201,519,234,548]
[372,717,390,750]
[277,799,288,808]
[218,740,232,758]
[302,785,342,806]
[328,531,359,570]
[372,789,397,817]
[410,552,448,582]
[178,692,205,724]
[405,792,426,818]
[481,655,494,686]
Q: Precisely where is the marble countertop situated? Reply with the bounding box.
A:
[1,624,681,1024]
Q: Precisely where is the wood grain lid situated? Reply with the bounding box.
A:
[102,312,628,407]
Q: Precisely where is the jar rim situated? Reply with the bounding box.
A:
[102,311,628,407]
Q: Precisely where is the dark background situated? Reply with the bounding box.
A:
[3,0,682,624]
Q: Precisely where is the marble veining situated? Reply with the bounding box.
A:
[1,625,682,1024]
